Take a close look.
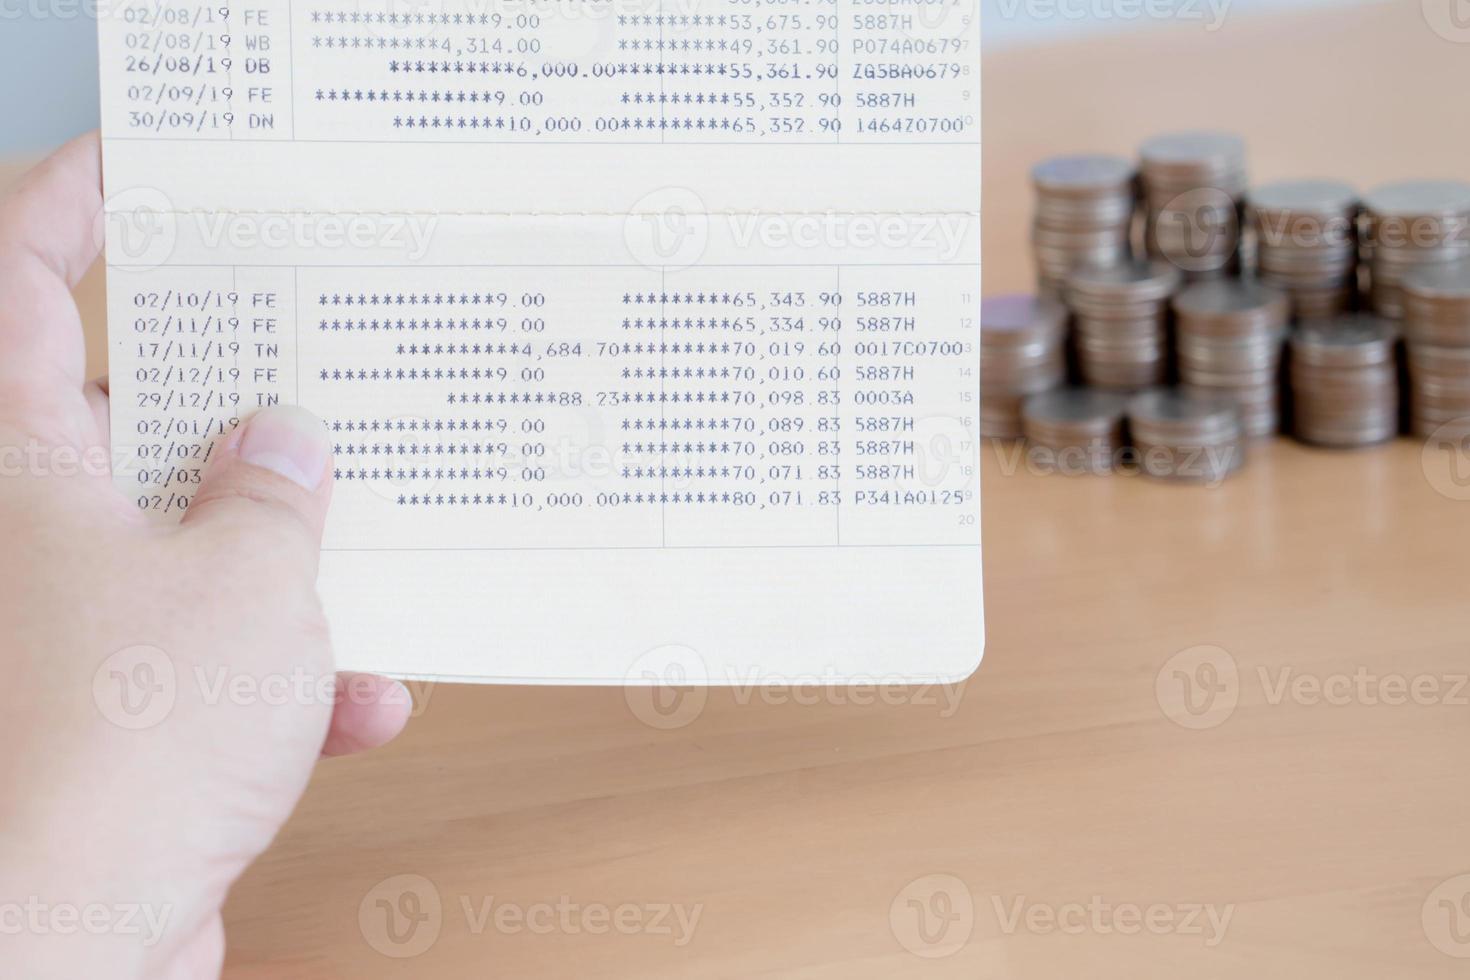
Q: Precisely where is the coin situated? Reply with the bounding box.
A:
[1066,260,1181,390]
[1362,180,1470,221]
[1173,279,1290,333]
[1403,259,1470,301]
[1247,179,1360,318]
[1362,180,1470,318]
[1139,132,1248,280]
[1032,224,1132,249]
[1067,260,1183,304]
[1126,387,1246,483]
[1171,279,1289,436]
[1021,388,1129,474]
[1031,154,1139,295]
[1403,259,1470,344]
[1289,314,1401,447]
[1032,155,1136,197]
[981,294,1070,438]
[981,293,1068,343]
[1290,314,1399,367]
[1401,267,1470,436]
[1248,179,1359,220]
[1128,387,1243,440]
[1140,132,1248,184]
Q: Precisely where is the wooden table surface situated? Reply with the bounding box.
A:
[10,2,1470,975]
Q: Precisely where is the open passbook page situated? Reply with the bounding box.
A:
[97,0,982,684]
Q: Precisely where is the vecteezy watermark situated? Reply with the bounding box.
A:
[623,645,968,730]
[1252,208,1356,252]
[0,0,112,21]
[93,645,179,732]
[193,212,439,261]
[890,875,1234,958]
[623,644,711,731]
[359,874,444,959]
[1155,645,1240,731]
[725,667,967,717]
[1363,213,1470,251]
[1149,187,1240,276]
[890,874,975,959]
[1255,666,1470,709]
[97,187,439,272]
[92,646,426,730]
[989,438,1241,488]
[1422,0,1470,43]
[98,187,177,273]
[623,186,976,270]
[1157,645,1470,731]
[989,895,1234,948]
[1423,874,1470,958]
[0,439,113,480]
[624,188,710,271]
[358,875,703,958]
[987,438,1115,478]
[727,212,973,264]
[991,0,1231,33]
[0,898,173,947]
[1420,418,1470,501]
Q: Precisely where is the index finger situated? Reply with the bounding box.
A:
[0,133,103,412]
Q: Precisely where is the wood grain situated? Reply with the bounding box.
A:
[7,2,1470,974]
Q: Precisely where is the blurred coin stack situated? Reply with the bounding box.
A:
[1127,388,1245,483]
[1361,180,1470,318]
[1030,155,1138,297]
[1021,388,1129,475]
[1247,180,1360,319]
[1139,132,1248,280]
[1066,260,1182,389]
[1172,279,1290,437]
[1403,261,1470,438]
[1289,315,1400,447]
[980,294,1069,438]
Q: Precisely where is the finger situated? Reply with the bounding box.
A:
[321,674,414,757]
[181,405,334,574]
[0,132,102,288]
[0,133,102,404]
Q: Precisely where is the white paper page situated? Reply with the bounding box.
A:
[97,0,983,685]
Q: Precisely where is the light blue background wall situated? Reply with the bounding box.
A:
[1,0,1371,154]
[981,0,1369,48]
[1,16,99,153]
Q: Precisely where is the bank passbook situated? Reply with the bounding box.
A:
[96,0,983,685]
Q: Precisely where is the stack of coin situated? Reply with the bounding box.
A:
[1126,387,1246,483]
[1065,260,1182,389]
[1172,279,1289,437]
[1031,155,1137,297]
[1139,132,1248,280]
[1289,315,1400,447]
[980,294,1069,438]
[1361,180,1470,318]
[1020,388,1129,475]
[1247,179,1360,319]
[1403,260,1470,438]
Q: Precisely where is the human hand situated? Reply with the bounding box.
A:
[0,134,412,978]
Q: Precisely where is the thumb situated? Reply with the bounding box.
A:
[182,406,334,567]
